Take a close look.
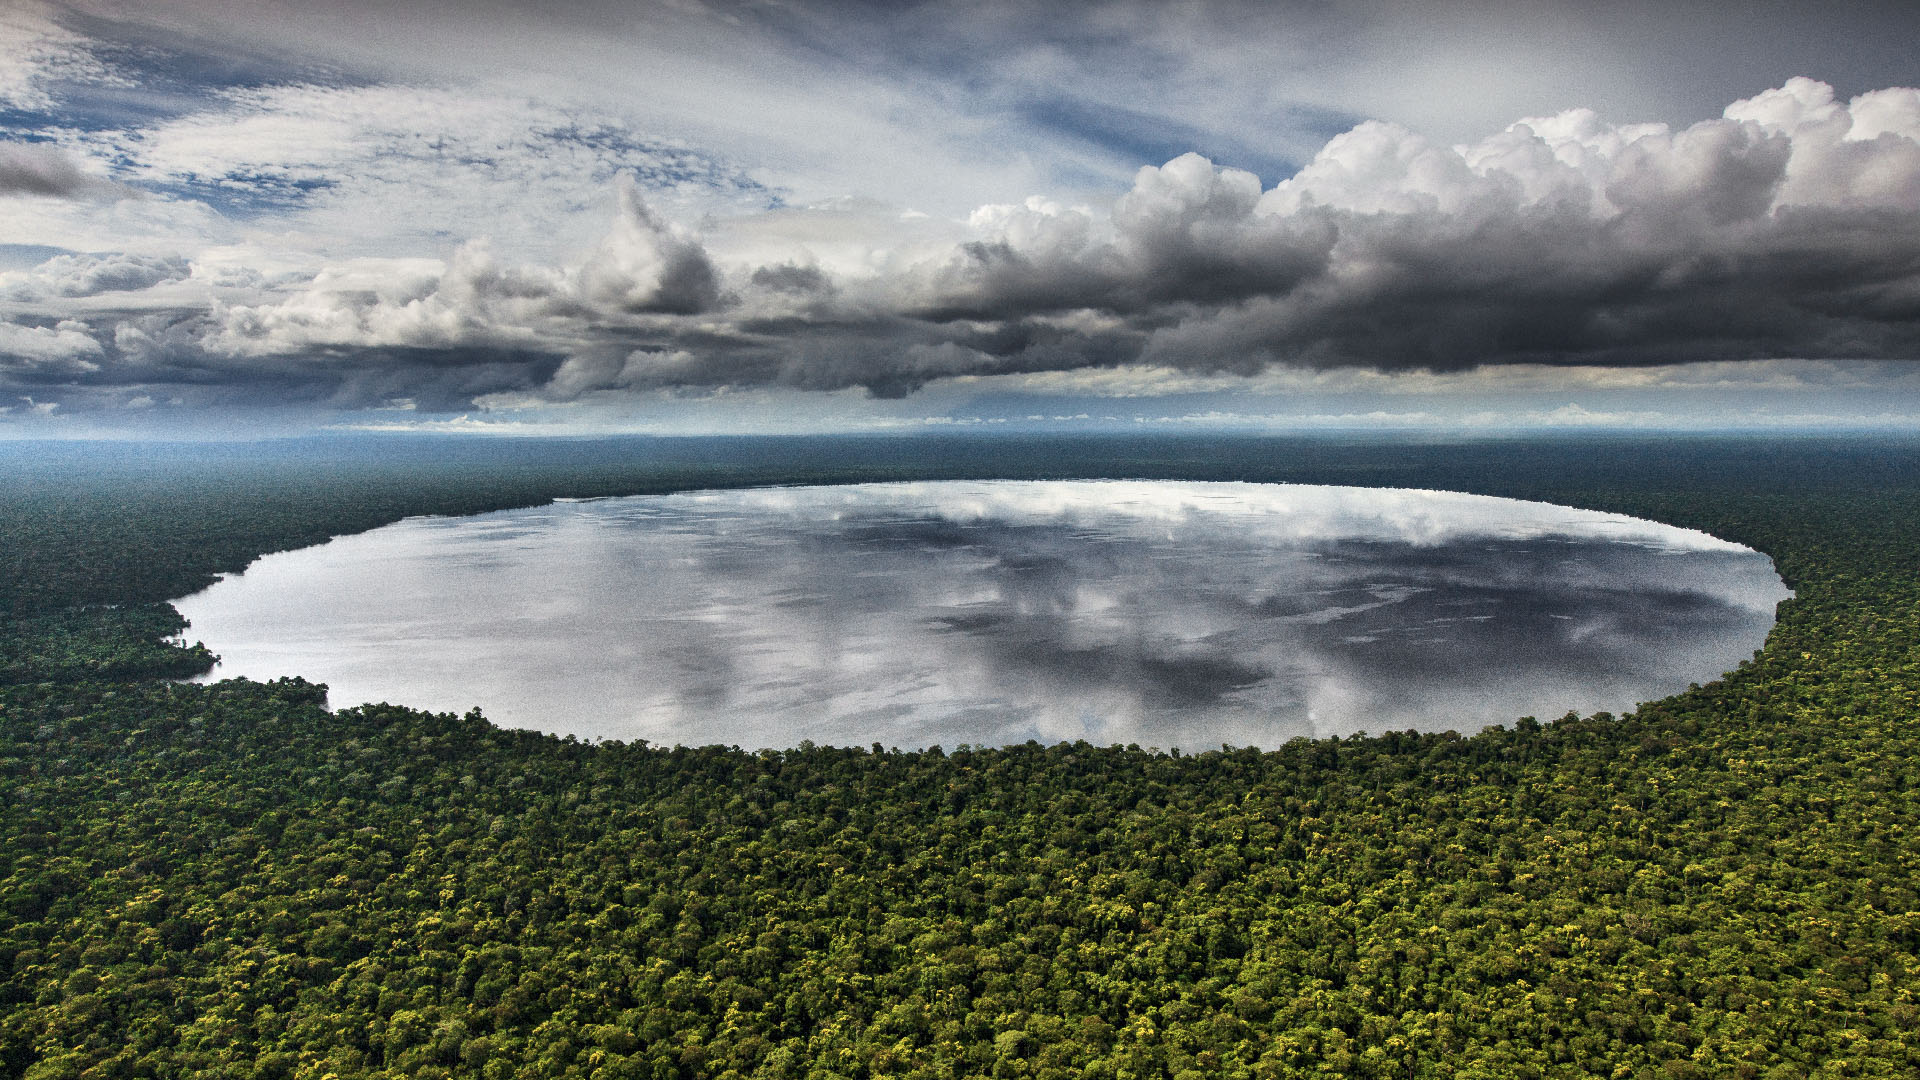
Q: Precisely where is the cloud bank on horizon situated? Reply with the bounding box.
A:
[4,0,1920,435]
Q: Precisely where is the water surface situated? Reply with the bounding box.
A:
[174,481,1789,748]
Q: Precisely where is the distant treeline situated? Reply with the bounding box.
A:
[1,433,1917,1078]
[4,431,1917,619]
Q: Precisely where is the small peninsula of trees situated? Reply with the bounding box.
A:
[1,434,1916,1078]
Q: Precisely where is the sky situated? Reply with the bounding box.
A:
[3,0,1920,438]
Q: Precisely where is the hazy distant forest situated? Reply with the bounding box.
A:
[2,433,1916,1080]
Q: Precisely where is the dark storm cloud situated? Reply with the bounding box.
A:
[913,88,1920,376]
[500,82,1920,407]
[749,263,833,296]
[0,142,118,198]
[1,299,565,413]
[903,157,1340,322]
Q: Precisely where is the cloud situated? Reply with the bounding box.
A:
[906,164,1336,323]
[638,78,1920,394]
[0,142,121,199]
[211,247,561,357]
[0,3,122,112]
[10,79,1920,419]
[577,181,721,316]
[0,319,104,375]
[331,413,544,435]
[105,82,769,252]
[1,251,191,299]
[205,177,719,391]
[964,80,1920,376]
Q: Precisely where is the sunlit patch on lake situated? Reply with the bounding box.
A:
[174,481,1790,749]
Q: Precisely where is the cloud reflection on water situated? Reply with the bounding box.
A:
[174,482,1790,748]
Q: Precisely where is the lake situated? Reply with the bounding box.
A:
[173,481,1790,749]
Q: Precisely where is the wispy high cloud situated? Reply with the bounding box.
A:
[0,2,125,112]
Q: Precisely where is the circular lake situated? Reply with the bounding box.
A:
[173,481,1790,749]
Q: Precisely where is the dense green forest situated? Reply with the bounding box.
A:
[2,433,1917,1079]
